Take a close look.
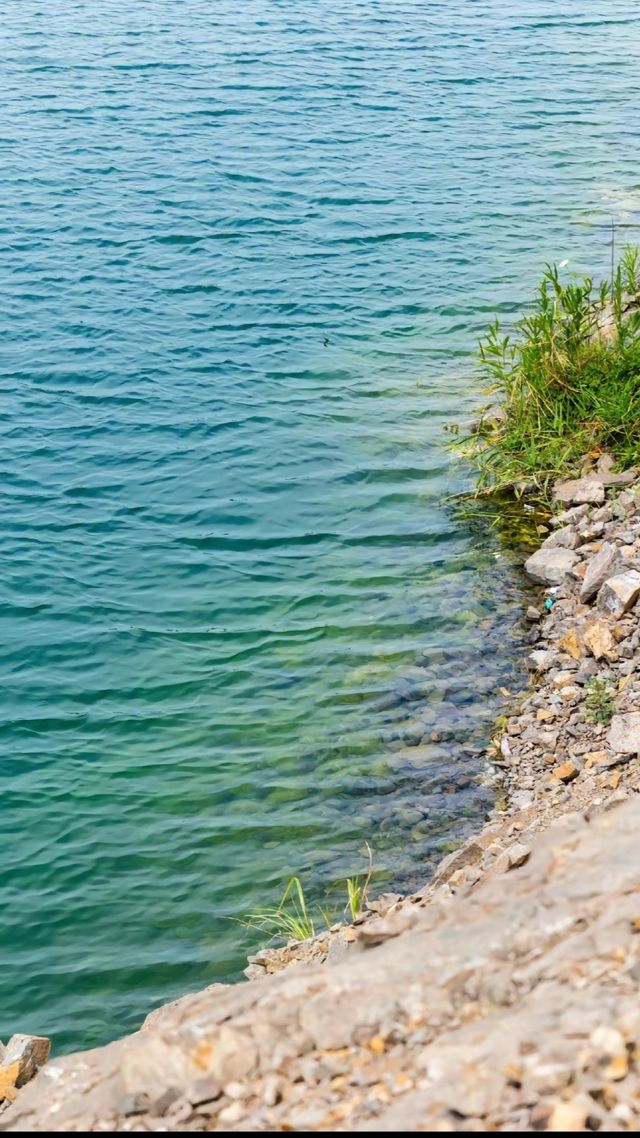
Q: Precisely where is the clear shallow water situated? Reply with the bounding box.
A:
[2,0,640,1052]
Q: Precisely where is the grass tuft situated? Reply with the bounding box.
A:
[459,246,640,497]
[241,875,315,943]
[345,841,374,921]
[584,678,616,726]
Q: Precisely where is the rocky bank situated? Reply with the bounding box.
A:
[5,455,640,1132]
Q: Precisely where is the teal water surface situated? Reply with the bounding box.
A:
[2,0,640,1052]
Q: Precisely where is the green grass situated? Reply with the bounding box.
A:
[345,841,373,921]
[240,844,377,946]
[459,246,640,497]
[584,678,616,726]
[240,875,316,943]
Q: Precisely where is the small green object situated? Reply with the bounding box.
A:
[545,597,554,611]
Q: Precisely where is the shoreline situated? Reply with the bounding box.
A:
[5,456,640,1129]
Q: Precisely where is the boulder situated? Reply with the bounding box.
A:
[583,620,616,661]
[2,1035,51,1088]
[608,713,640,754]
[542,525,580,550]
[524,547,579,586]
[553,477,605,507]
[552,503,589,528]
[579,542,618,602]
[597,570,640,619]
[600,469,638,486]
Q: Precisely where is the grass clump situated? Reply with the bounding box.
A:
[584,678,617,726]
[240,845,376,946]
[241,875,315,943]
[345,841,373,921]
[461,246,640,497]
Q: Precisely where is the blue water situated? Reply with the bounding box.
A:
[2,0,639,1053]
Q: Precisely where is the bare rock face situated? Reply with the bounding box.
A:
[579,542,618,602]
[0,1036,50,1107]
[608,713,640,754]
[524,547,578,586]
[5,801,640,1133]
[597,570,640,619]
[2,1036,50,1090]
[553,477,605,506]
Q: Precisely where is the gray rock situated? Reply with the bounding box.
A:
[597,570,640,619]
[579,542,618,602]
[599,469,638,487]
[578,519,605,542]
[552,503,590,527]
[496,843,531,872]
[553,477,605,506]
[617,488,639,511]
[527,649,555,672]
[608,713,640,754]
[524,547,579,586]
[592,505,614,524]
[542,525,580,550]
[526,606,541,622]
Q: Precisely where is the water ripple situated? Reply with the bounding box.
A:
[1,0,639,1053]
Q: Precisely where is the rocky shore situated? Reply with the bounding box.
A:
[5,456,640,1131]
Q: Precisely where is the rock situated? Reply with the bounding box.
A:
[597,570,640,619]
[2,1035,51,1089]
[552,761,580,783]
[600,468,638,487]
[608,713,640,754]
[578,519,605,541]
[617,488,639,511]
[432,842,483,887]
[553,503,589,527]
[552,671,576,688]
[575,658,599,684]
[0,1063,20,1104]
[496,843,531,872]
[543,525,580,550]
[583,620,616,661]
[553,477,605,506]
[526,606,541,622]
[596,452,615,473]
[579,542,618,602]
[527,649,555,672]
[583,750,610,769]
[547,1099,589,1131]
[366,893,401,917]
[524,547,579,586]
[558,629,583,660]
[560,685,580,701]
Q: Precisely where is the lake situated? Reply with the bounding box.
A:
[1,0,639,1051]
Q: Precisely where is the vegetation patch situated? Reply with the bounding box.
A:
[458,247,640,498]
[584,678,617,727]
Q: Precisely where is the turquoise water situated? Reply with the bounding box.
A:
[2,1,639,1053]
